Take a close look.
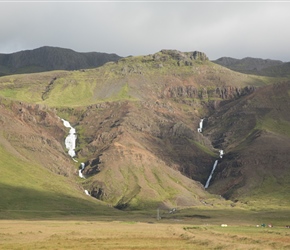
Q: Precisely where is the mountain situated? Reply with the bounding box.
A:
[204,82,290,207]
[0,48,289,214]
[213,57,290,77]
[0,46,122,76]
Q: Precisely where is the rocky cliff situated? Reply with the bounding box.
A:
[164,85,255,100]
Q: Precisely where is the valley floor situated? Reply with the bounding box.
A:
[1,208,290,250]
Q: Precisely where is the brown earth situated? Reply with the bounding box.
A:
[0,98,73,176]
[204,82,290,205]
[1,50,290,210]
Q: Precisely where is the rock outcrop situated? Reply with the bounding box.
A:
[164,85,256,101]
[159,50,208,61]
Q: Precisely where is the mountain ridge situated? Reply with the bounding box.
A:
[0,46,122,76]
[213,56,290,77]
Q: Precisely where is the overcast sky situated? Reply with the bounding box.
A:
[1,1,290,61]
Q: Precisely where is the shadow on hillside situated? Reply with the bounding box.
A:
[0,183,122,220]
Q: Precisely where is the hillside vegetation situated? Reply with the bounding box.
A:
[0,98,123,219]
[0,49,290,216]
[0,50,282,107]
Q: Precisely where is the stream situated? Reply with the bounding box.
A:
[61,119,77,161]
[197,118,224,188]
[197,118,204,133]
[204,160,218,189]
[204,150,224,189]
[61,118,90,195]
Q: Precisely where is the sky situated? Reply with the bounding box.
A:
[1,1,290,61]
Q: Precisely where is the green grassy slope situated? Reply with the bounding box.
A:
[0,98,122,219]
[0,50,285,108]
[0,145,121,219]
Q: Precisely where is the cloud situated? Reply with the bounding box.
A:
[0,2,290,61]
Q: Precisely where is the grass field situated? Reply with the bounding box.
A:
[1,208,290,250]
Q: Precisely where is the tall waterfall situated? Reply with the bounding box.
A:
[204,160,218,189]
[204,150,224,189]
[61,118,88,196]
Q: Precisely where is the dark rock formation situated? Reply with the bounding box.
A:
[160,50,208,61]
[164,85,255,100]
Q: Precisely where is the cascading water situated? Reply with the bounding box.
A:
[61,118,89,195]
[79,162,86,179]
[196,118,225,188]
[204,160,218,189]
[197,118,204,133]
[204,149,224,189]
[61,119,77,161]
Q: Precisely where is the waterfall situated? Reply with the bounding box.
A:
[61,118,91,196]
[197,118,204,133]
[196,117,225,189]
[204,149,225,188]
[79,162,86,179]
[61,118,88,180]
[205,160,218,189]
[61,119,77,161]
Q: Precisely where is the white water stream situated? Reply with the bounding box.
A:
[204,160,218,189]
[61,119,77,160]
[196,118,225,188]
[61,118,89,195]
[79,162,86,179]
[204,150,224,189]
[197,118,204,133]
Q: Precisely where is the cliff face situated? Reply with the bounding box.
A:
[159,50,208,62]
[164,85,256,104]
